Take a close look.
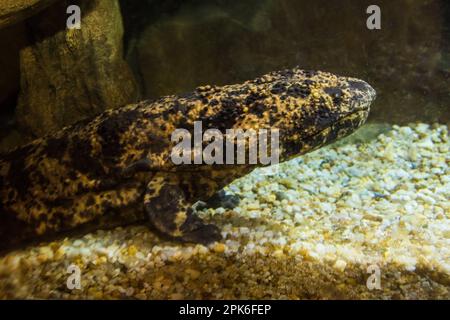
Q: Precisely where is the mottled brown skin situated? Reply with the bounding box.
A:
[0,68,376,250]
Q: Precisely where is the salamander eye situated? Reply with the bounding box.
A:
[323,87,343,106]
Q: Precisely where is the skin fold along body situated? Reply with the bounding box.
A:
[0,67,376,250]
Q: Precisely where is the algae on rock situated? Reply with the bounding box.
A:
[0,0,58,29]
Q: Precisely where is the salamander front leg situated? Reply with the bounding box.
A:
[144,173,222,245]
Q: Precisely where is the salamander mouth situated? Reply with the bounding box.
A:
[308,109,370,146]
[299,108,368,147]
[281,108,370,163]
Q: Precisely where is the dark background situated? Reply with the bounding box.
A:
[120,0,449,125]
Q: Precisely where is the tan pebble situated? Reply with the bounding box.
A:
[246,203,260,210]
[96,256,107,264]
[88,288,103,299]
[125,288,135,297]
[54,247,65,259]
[279,178,296,189]
[170,293,184,300]
[136,293,147,300]
[408,146,418,162]
[363,213,383,222]
[36,254,48,263]
[333,259,347,272]
[126,245,138,256]
[213,243,227,253]
[186,268,201,280]
[272,249,284,258]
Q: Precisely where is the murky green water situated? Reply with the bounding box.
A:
[121,0,449,124]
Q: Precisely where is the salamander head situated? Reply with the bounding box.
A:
[231,68,376,161]
[163,67,376,168]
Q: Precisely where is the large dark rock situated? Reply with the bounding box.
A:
[0,24,25,112]
[0,0,57,29]
[16,0,138,136]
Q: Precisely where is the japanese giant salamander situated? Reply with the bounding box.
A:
[0,68,376,250]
